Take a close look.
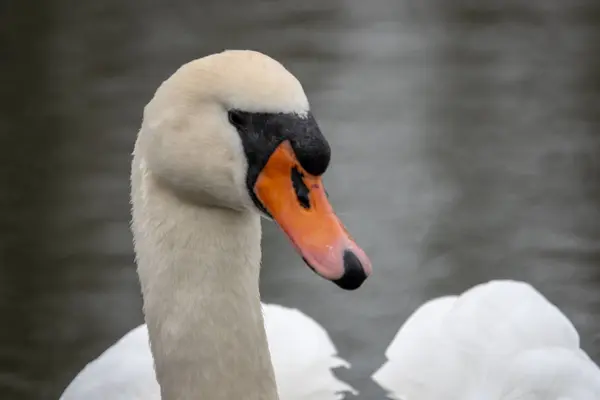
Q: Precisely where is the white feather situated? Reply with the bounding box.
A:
[264,304,356,400]
[372,280,600,400]
[60,303,354,400]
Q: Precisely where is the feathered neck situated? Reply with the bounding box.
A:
[130,150,278,400]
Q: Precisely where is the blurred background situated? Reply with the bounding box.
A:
[1,0,600,399]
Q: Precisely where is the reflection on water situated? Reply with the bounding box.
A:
[1,1,600,399]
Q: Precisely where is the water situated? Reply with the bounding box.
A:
[1,1,600,399]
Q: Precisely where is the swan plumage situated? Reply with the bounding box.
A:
[372,280,600,400]
[61,325,160,400]
[263,304,356,400]
[61,304,354,400]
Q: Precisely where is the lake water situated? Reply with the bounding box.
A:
[1,1,600,399]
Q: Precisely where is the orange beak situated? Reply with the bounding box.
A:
[254,141,372,290]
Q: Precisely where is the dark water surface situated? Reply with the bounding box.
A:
[1,1,600,399]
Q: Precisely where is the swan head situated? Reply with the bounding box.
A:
[137,50,372,290]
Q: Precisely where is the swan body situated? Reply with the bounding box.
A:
[372,280,600,400]
[60,304,355,400]
[61,50,371,400]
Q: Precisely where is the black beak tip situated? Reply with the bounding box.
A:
[333,250,368,291]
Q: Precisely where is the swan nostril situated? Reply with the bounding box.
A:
[291,166,310,209]
[333,250,368,291]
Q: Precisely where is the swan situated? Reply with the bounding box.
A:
[372,280,600,400]
[60,50,372,400]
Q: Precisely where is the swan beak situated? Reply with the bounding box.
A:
[254,141,372,290]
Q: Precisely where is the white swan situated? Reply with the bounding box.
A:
[60,50,372,400]
[372,280,600,400]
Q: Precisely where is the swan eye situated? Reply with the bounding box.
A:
[228,110,246,128]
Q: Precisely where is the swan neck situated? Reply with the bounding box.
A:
[131,157,278,400]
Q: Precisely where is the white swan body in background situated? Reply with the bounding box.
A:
[372,280,600,400]
[60,304,354,400]
[60,50,372,400]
